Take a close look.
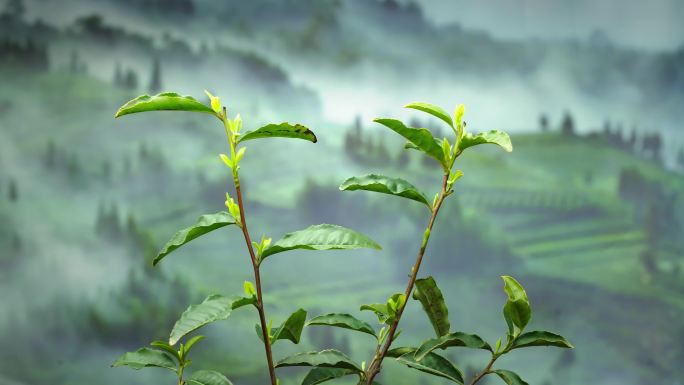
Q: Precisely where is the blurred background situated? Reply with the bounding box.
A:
[1,0,683,384]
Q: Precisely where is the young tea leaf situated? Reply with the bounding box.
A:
[271,308,307,345]
[339,174,431,208]
[237,122,317,144]
[307,313,377,338]
[169,294,235,345]
[501,276,531,337]
[150,341,179,361]
[360,303,391,324]
[275,350,363,373]
[414,332,492,361]
[187,370,234,385]
[260,224,381,261]
[115,92,215,118]
[374,118,445,166]
[301,367,356,385]
[153,212,236,266]
[112,347,177,372]
[393,348,464,384]
[413,277,450,337]
[404,102,454,128]
[492,369,529,385]
[510,331,573,350]
[458,130,512,153]
[182,335,206,357]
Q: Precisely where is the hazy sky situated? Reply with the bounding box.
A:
[414,0,684,51]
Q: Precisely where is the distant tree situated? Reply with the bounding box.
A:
[148,57,162,93]
[123,68,138,90]
[602,120,611,136]
[95,201,106,235]
[113,62,123,86]
[75,14,105,34]
[8,178,18,202]
[539,114,549,132]
[628,126,637,151]
[641,133,663,164]
[69,49,87,74]
[126,212,138,238]
[102,158,112,181]
[353,115,362,135]
[561,111,575,136]
[677,147,684,171]
[123,155,132,176]
[584,170,593,185]
[382,0,399,11]
[44,139,56,168]
[364,134,375,155]
[376,137,390,165]
[344,115,363,156]
[615,123,624,146]
[640,248,658,280]
[67,153,81,178]
[11,233,22,254]
[139,142,149,160]
[4,0,25,18]
[106,202,122,240]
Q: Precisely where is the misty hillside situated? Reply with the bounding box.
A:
[4,0,684,139]
[1,1,683,385]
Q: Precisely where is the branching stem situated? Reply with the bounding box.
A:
[222,110,277,385]
[362,173,450,385]
[235,180,278,385]
[469,354,499,385]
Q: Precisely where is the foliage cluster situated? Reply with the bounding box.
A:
[111,92,572,385]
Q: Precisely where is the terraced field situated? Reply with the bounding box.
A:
[457,187,649,293]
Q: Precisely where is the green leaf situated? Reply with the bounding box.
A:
[492,369,529,385]
[231,295,258,310]
[275,350,362,373]
[272,309,308,344]
[307,313,377,338]
[153,212,236,266]
[112,347,177,372]
[393,348,464,384]
[360,303,391,324]
[510,331,573,350]
[374,118,445,165]
[339,174,430,208]
[150,340,179,360]
[501,276,531,336]
[237,122,317,144]
[115,92,215,118]
[187,370,234,385]
[412,277,450,337]
[386,346,415,358]
[169,294,234,345]
[182,335,205,357]
[301,367,355,385]
[386,293,406,318]
[260,224,381,261]
[405,102,454,128]
[458,130,512,153]
[414,332,492,361]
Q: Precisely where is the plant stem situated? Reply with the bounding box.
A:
[363,173,450,385]
[177,365,184,385]
[221,110,277,385]
[469,354,498,385]
[235,180,278,385]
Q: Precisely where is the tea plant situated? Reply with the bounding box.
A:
[111,93,572,385]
